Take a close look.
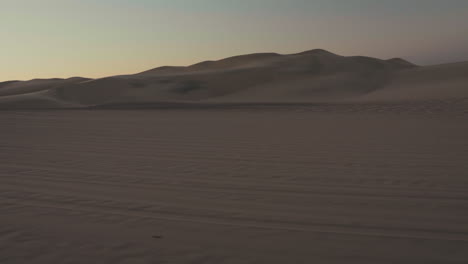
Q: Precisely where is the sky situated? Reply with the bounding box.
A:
[1,0,468,81]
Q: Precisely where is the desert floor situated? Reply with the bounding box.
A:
[1,106,468,263]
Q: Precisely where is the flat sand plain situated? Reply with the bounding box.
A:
[1,105,468,263]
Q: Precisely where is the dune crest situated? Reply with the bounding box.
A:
[1,49,467,109]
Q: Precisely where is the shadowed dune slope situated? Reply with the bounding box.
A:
[0,77,90,97]
[1,49,467,109]
[0,77,91,109]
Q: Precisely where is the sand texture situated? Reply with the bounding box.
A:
[1,109,468,263]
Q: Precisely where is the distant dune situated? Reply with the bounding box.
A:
[1,49,467,109]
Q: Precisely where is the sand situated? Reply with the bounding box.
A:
[1,49,468,263]
[1,108,468,263]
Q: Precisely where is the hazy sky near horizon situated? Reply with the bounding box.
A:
[1,0,468,81]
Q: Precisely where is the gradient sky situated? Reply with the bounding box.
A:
[1,0,468,81]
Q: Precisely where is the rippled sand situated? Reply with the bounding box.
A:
[1,107,468,263]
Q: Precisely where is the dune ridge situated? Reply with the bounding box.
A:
[1,49,467,109]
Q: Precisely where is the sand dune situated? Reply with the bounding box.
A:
[353,61,468,102]
[1,49,466,109]
[0,77,90,109]
[0,77,89,97]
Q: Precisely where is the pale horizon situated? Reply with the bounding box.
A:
[2,0,468,82]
